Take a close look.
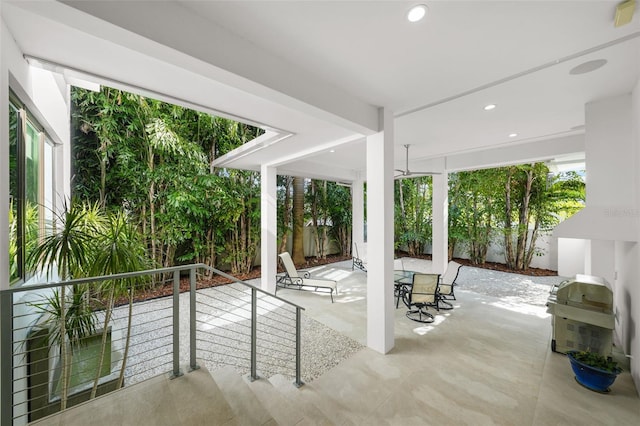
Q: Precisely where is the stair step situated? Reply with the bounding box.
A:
[169,367,239,425]
[212,366,276,426]
[268,374,337,425]
[31,365,238,426]
[245,374,307,426]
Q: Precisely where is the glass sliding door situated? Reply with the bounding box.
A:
[8,93,56,285]
[24,119,41,265]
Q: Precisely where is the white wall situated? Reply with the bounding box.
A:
[446,230,559,271]
[614,241,637,361]
[626,76,640,392]
[557,238,589,277]
[1,17,9,293]
[1,15,71,424]
[1,15,70,289]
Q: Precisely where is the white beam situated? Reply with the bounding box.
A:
[49,1,380,134]
[260,165,277,293]
[445,134,584,172]
[366,108,394,354]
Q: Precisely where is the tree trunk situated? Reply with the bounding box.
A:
[504,168,515,269]
[118,286,135,389]
[59,286,69,410]
[523,218,540,270]
[278,176,292,254]
[448,239,456,261]
[515,168,534,270]
[310,181,321,259]
[91,287,114,399]
[292,177,305,264]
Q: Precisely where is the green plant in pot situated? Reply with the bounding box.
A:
[27,200,105,409]
[28,200,151,411]
[567,350,622,393]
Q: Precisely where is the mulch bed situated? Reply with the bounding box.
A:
[119,254,353,305]
[394,250,558,277]
[120,252,556,305]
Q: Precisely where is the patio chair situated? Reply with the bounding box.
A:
[437,261,462,310]
[276,252,338,302]
[404,273,440,323]
[352,242,367,273]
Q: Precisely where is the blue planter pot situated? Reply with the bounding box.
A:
[567,351,621,393]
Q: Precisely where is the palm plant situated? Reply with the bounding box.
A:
[27,199,105,409]
[89,210,150,397]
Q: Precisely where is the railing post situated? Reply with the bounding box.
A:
[189,267,199,371]
[171,272,182,379]
[294,307,304,388]
[1,291,13,426]
[250,288,258,381]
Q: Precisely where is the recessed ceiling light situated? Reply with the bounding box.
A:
[484,104,496,111]
[569,59,607,75]
[329,149,335,153]
[509,133,518,138]
[407,4,428,22]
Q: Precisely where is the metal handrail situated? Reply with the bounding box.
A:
[1,263,305,426]
[4,264,306,311]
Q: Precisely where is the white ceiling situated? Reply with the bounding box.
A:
[4,1,640,181]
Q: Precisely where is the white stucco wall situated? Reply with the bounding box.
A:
[1,15,71,424]
[626,76,640,392]
[1,17,9,293]
[557,238,589,277]
[446,230,559,271]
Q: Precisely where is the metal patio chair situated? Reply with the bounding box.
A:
[437,261,462,310]
[404,273,440,323]
[276,252,338,302]
[352,242,367,273]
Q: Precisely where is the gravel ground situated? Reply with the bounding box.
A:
[455,265,567,306]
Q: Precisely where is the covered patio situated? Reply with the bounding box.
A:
[32,259,640,425]
[2,2,640,421]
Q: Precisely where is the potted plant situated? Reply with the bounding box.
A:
[567,350,622,393]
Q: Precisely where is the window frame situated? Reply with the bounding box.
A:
[9,91,57,285]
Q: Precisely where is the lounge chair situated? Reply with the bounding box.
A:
[405,273,440,323]
[437,261,462,310]
[276,252,338,302]
[352,242,367,273]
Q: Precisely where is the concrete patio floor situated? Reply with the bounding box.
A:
[267,259,639,425]
[35,259,640,425]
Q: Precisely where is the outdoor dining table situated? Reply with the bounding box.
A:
[394,270,415,308]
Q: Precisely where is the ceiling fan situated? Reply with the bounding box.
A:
[394,144,440,179]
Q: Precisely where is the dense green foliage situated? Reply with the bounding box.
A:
[71,87,263,274]
[397,164,584,270]
[70,87,583,274]
[395,177,432,256]
[449,163,585,270]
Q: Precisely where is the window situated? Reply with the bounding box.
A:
[9,102,19,281]
[9,93,57,284]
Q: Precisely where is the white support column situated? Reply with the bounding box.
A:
[260,165,277,293]
[366,108,394,354]
[352,176,365,259]
[431,172,448,274]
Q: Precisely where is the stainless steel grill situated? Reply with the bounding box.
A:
[546,274,614,356]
